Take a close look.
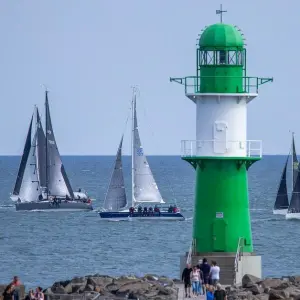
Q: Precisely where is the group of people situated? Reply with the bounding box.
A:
[182,259,224,299]
[3,276,44,300]
[128,204,179,216]
[129,205,161,216]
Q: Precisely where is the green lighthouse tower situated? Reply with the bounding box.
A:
[171,7,273,284]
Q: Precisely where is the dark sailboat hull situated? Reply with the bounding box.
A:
[15,200,93,211]
[99,211,185,221]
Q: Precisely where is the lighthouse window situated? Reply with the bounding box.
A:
[219,50,227,64]
[200,51,214,65]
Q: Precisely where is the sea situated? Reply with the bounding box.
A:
[0,155,298,289]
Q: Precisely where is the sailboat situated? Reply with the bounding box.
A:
[99,91,185,221]
[273,133,298,214]
[286,134,300,219]
[11,91,93,211]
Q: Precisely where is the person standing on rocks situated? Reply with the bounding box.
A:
[10,276,21,300]
[182,264,192,298]
[209,261,220,287]
[213,284,226,300]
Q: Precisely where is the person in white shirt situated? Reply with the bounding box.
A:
[209,260,220,286]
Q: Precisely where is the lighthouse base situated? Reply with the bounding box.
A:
[179,252,261,285]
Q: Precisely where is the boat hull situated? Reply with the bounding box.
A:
[15,201,93,212]
[286,212,300,220]
[273,208,288,215]
[99,211,185,221]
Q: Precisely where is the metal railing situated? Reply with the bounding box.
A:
[170,76,273,94]
[233,237,244,285]
[181,140,262,158]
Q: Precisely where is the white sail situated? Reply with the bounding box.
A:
[103,136,127,211]
[132,94,164,205]
[18,133,40,202]
[45,92,74,198]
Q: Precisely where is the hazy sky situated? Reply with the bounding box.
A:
[0,0,298,155]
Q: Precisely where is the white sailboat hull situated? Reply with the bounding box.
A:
[286,212,300,220]
[273,209,287,215]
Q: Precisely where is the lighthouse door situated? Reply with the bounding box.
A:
[213,121,228,154]
[212,219,227,251]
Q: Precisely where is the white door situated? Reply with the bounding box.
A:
[213,121,228,154]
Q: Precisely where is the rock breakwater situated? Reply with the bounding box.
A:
[228,274,300,300]
[44,274,179,300]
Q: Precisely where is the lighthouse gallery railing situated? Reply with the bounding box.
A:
[181,140,262,158]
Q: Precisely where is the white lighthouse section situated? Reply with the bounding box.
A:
[181,93,262,158]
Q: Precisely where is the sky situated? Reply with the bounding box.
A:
[0,0,298,155]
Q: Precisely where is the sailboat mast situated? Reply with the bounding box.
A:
[292,132,294,191]
[45,90,48,199]
[131,89,135,208]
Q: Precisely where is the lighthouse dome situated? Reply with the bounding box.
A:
[199,23,244,49]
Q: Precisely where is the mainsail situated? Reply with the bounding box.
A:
[35,107,47,188]
[12,115,33,195]
[132,95,164,204]
[45,91,74,198]
[104,136,127,210]
[288,171,300,213]
[274,155,289,210]
[292,134,299,188]
[18,133,40,202]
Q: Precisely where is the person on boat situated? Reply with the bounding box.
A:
[129,206,135,216]
[78,188,82,193]
[87,198,92,204]
[38,194,43,201]
[173,205,178,213]
[17,198,21,203]
[137,205,142,215]
[66,194,70,201]
[148,206,153,216]
[143,206,148,216]
[168,205,173,213]
[154,205,161,216]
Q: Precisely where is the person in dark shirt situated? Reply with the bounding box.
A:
[200,258,211,285]
[181,264,192,298]
[3,284,13,300]
[214,284,226,300]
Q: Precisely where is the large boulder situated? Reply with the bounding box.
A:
[242,274,261,288]
[86,276,113,288]
[261,279,285,289]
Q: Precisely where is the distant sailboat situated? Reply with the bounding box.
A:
[11,91,93,211]
[273,155,289,214]
[273,133,298,215]
[286,133,300,220]
[99,89,184,221]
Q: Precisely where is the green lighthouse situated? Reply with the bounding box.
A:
[171,7,273,284]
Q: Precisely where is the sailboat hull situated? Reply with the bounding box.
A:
[15,200,93,212]
[286,212,300,220]
[273,209,288,215]
[99,211,185,221]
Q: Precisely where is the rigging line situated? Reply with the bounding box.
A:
[160,160,177,204]
[135,89,155,139]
